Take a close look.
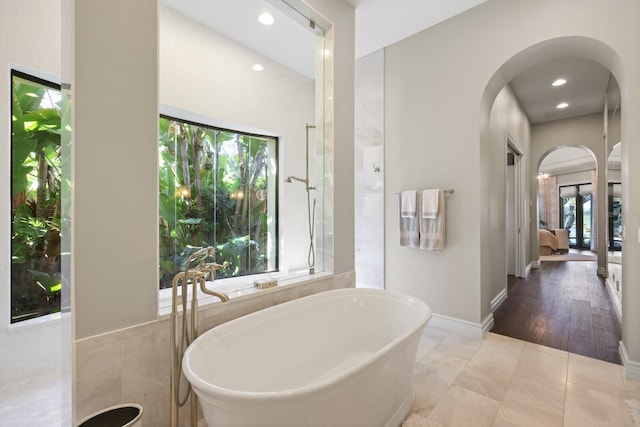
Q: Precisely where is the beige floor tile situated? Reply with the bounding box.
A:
[485,332,527,348]
[416,336,445,363]
[474,335,525,367]
[524,341,569,359]
[512,347,568,393]
[564,382,632,427]
[623,376,640,400]
[402,412,439,426]
[426,386,500,427]
[491,416,520,427]
[412,349,469,416]
[423,324,452,341]
[452,338,522,401]
[435,333,483,361]
[495,377,564,427]
[567,353,625,398]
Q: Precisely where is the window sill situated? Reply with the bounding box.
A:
[5,310,70,332]
[158,270,330,318]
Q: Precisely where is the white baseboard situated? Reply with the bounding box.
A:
[481,314,494,336]
[605,277,622,326]
[491,288,508,313]
[529,261,540,270]
[619,341,640,381]
[429,313,493,338]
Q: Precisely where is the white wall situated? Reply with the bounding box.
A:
[0,0,66,383]
[487,85,531,304]
[73,0,159,339]
[385,33,530,324]
[383,0,640,370]
[159,6,316,274]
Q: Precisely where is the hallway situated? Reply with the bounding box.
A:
[492,261,621,364]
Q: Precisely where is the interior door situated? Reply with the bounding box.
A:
[507,151,516,275]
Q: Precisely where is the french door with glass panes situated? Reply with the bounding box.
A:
[560,184,592,249]
[608,183,622,251]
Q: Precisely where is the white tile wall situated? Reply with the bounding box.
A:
[355,49,384,289]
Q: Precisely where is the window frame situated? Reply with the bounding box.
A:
[10,69,63,324]
[158,113,280,287]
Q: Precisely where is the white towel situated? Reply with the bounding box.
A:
[399,191,419,247]
[401,191,417,218]
[420,190,446,250]
[422,189,439,219]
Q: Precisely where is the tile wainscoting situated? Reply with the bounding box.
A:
[74,271,355,426]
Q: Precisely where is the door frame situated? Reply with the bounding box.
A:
[506,134,526,278]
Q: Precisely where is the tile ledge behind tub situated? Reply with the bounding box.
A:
[75,271,353,348]
[158,271,346,320]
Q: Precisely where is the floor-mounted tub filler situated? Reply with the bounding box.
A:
[183,288,432,427]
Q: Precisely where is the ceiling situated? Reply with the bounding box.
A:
[510,57,613,125]
[345,0,488,59]
[160,0,487,78]
[160,0,318,78]
[161,0,617,130]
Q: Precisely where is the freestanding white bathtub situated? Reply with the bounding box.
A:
[182,288,432,427]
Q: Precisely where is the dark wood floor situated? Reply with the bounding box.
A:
[491,261,622,364]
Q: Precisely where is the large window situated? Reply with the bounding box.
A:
[158,116,278,289]
[10,71,62,323]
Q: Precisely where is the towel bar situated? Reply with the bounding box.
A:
[395,189,454,195]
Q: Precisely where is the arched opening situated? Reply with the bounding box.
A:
[537,146,597,255]
[481,36,624,363]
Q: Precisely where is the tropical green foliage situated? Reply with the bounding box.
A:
[11,73,62,323]
[158,117,276,288]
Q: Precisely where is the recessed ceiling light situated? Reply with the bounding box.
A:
[258,12,275,25]
[556,102,569,109]
[252,64,264,72]
[552,78,567,87]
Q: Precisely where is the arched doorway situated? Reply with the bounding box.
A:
[538,146,597,253]
[481,37,624,363]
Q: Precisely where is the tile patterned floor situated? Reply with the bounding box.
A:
[2,325,640,426]
[407,325,640,427]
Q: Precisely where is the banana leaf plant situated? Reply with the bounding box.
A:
[10,73,62,322]
[158,116,274,288]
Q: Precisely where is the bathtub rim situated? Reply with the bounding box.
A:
[182,287,432,403]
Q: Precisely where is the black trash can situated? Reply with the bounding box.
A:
[77,404,143,427]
